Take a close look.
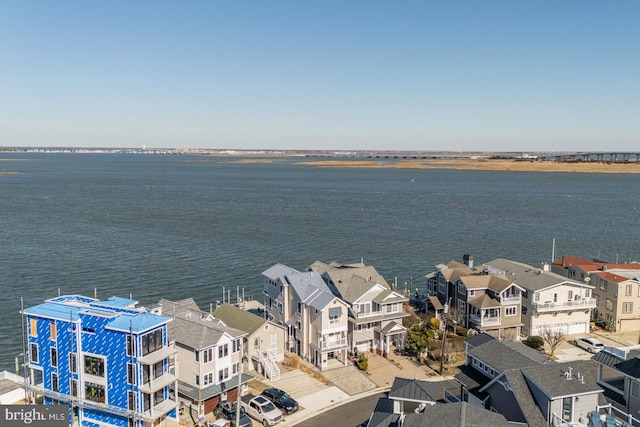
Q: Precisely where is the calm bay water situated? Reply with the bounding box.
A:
[1,152,639,370]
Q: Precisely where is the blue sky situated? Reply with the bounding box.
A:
[1,1,638,151]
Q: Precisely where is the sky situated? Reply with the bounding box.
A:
[1,1,639,152]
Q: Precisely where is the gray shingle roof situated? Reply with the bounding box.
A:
[484,258,590,292]
[159,298,245,350]
[402,402,516,427]
[308,260,390,303]
[502,370,549,427]
[521,361,602,399]
[468,339,552,373]
[465,333,495,349]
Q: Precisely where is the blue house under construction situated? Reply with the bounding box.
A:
[22,295,179,427]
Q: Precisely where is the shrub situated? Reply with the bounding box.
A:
[523,335,544,350]
[429,317,440,330]
[356,353,369,372]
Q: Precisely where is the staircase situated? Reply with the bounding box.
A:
[252,349,280,381]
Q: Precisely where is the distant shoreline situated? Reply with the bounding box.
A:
[232,157,640,174]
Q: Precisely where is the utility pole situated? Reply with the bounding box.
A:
[236,337,243,427]
[439,299,450,376]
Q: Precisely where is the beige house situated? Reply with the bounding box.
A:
[552,256,640,332]
[308,261,409,356]
[485,259,596,336]
[425,256,524,340]
[151,298,249,416]
[212,303,285,380]
[262,264,350,370]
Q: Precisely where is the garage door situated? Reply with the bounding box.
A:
[567,322,588,335]
[355,342,369,353]
[532,323,587,336]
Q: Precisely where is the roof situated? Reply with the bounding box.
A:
[308,260,390,303]
[160,299,245,349]
[262,263,300,281]
[468,339,552,372]
[366,397,400,427]
[177,373,253,401]
[521,361,602,399]
[467,293,501,309]
[212,303,268,335]
[428,296,443,310]
[459,274,514,293]
[614,357,640,378]
[484,258,590,292]
[22,295,170,333]
[454,364,490,401]
[465,333,495,348]
[388,378,439,403]
[501,370,549,427]
[402,402,516,427]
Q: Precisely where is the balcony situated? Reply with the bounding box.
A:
[534,298,597,313]
[319,338,348,350]
[141,398,179,421]
[500,295,521,304]
[469,314,501,327]
[138,372,177,394]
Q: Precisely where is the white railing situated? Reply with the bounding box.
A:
[500,295,521,304]
[534,298,597,313]
[469,314,501,326]
[320,338,347,350]
[252,349,280,381]
[550,413,575,426]
[596,403,640,427]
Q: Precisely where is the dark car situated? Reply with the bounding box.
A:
[261,388,299,415]
[215,401,252,427]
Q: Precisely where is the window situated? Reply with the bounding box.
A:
[50,322,56,340]
[522,307,528,315]
[534,293,540,302]
[84,355,105,377]
[50,347,57,367]
[51,373,58,392]
[233,363,238,374]
[562,397,572,422]
[203,348,213,363]
[457,301,465,312]
[627,285,633,297]
[143,393,151,412]
[469,290,476,297]
[70,379,77,397]
[278,303,283,314]
[154,389,164,405]
[585,289,590,298]
[218,368,229,382]
[126,335,136,357]
[297,302,302,314]
[632,381,640,398]
[128,391,136,411]
[29,318,38,337]
[458,284,466,295]
[85,382,105,403]
[30,343,39,364]
[553,293,558,303]
[218,344,228,359]
[623,302,633,314]
[270,333,276,346]
[568,290,573,300]
[329,307,342,319]
[153,361,163,379]
[194,349,199,362]
[505,307,517,316]
[141,329,163,356]
[606,299,614,312]
[203,372,213,385]
[127,363,136,385]
[358,304,371,315]
[195,374,199,386]
[600,280,607,292]
[233,339,241,353]
[69,353,77,373]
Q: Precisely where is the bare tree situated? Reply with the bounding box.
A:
[540,326,567,356]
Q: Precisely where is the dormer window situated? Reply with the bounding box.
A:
[469,290,475,297]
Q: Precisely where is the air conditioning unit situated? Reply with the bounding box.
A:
[221,392,227,401]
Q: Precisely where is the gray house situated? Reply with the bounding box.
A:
[453,333,606,426]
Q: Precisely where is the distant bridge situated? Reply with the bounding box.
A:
[538,152,640,162]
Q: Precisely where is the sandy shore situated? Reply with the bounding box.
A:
[295,158,640,174]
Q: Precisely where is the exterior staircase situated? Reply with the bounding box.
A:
[252,349,280,381]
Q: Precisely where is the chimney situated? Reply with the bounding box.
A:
[463,254,474,268]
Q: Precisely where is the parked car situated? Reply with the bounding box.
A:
[261,388,299,415]
[214,402,252,427]
[574,337,605,353]
[241,394,283,426]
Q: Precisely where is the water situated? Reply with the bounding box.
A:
[1,152,639,370]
